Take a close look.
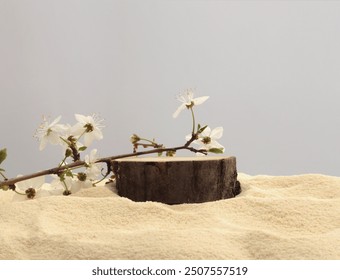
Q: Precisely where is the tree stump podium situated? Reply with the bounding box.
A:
[111,156,240,204]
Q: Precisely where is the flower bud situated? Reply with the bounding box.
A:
[63,190,72,196]
[130,134,140,144]
[166,150,176,157]
[65,148,72,157]
[67,136,77,143]
[77,172,87,182]
[25,187,36,199]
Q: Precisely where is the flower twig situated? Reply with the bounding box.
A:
[0,135,204,189]
[0,90,225,199]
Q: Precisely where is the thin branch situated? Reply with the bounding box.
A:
[0,136,205,188]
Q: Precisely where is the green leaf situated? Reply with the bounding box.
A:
[0,148,7,165]
[0,168,5,172]
[197,123,201,131]
[198,125,208,134]
[78,146,87,152]
[208,148,224,154]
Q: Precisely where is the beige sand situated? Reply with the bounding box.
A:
[0,173,339,260]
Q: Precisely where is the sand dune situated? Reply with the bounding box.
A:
[0,173,339,260]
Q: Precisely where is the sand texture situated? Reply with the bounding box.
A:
[0,173,339,260]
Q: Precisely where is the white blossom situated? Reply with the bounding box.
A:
[72,114,104,146]
[34,116,68,151]
[49,174,85,195]
[173,89,209,118]
[84,149,101,181]
[58,124,85,157]
[13,176,51,201]
[187,126,225,153]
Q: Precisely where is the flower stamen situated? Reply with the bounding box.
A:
[84,123,94,133]
[202,136,212,145]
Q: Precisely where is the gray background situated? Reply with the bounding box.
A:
[1,0,339,177]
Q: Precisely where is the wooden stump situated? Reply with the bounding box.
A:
[111,156,240,204]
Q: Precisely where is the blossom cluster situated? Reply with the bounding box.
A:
[0,89,226,200]
[130,89,225,156]
[35,114,104,151]
[10,114,106,200]
[174,89,225,154]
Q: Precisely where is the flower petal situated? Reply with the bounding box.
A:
[172,103,186,118]
[200,126,211,137]
[41,183,64,196]
[90,149,98,162]
[210,140,225,151]
[210,127,223,140]
[185,134,192,141]
[15,176,45,191]
[39,138,48,151]
[84,134,95,146]
[86,164,101,180]
[48,131,62,145]
[75,114,87,124]
[92,129,103,140]
[70,123,86,137]
[193,96,209,106]
[84,154,90,165]
[49,115,62,127]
